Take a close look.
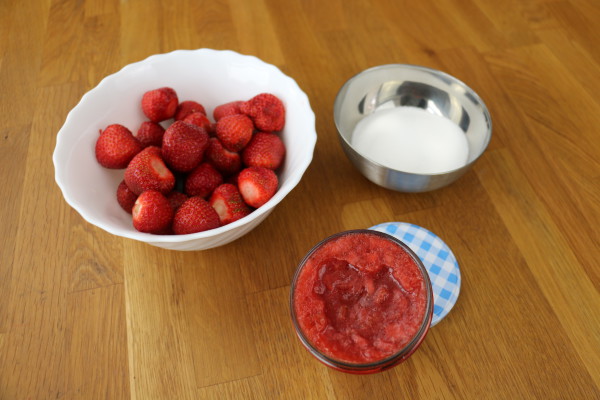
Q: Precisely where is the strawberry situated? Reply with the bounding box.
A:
[209,183,252,225]
[135,121,165,148]
[240,93,285,132]
[215,114,254,152]
[172,196,221,234]
[116,180,138,213]
[175,100,206,120]
[162,121,209,172]
[95,124,142,169]
[124,146,175,195]
[185,162,223,198]
[141,87,179,122]
[237,166,278,208]
[166,191,188,211]
[132,190,174,233]
[213,101,243,121]
[242,132,285,170]
[183,112,212,132]
[205,137,242,176]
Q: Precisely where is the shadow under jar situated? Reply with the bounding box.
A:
[290,230,433,374]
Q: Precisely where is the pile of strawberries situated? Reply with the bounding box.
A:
[94,87,286,235]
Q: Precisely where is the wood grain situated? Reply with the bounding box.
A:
[1,0,599,398]
[63,286,129,399]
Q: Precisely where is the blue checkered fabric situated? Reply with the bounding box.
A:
[369,222,461,327]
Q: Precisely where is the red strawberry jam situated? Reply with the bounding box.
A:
[291,230,432,373]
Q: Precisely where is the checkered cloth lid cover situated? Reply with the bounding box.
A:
[369,222,461,327]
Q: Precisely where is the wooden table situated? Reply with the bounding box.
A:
[1,0,599,398]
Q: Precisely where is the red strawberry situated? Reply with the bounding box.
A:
[213,101,243,121]
[240,93,285,132]
[116,180,138,213]
[183,112,211,132]
[172,196,221,235]
[185,162,223,198]
[95,124,142,169]
[175,100,206,120]
[215,114,254,152]
[162,121,209,172]
[205,137,242,176]
[242,132,285,170]
[132,190,174,233]
[124,146,175,195]
[237,166,278,208]
[166,191,188,211]
[135,121,165,148]
[209,183,252,225]
[141,87,179,122]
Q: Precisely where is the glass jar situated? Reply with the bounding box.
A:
[290,229,433,374]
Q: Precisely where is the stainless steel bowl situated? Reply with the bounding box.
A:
[334,64,492,192]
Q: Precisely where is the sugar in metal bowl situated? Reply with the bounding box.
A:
[333,64,492,192]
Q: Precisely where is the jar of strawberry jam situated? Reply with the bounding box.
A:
[290,230,433,374]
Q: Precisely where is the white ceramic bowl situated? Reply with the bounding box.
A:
[53,49,317,251]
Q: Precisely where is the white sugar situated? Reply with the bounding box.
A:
[351,107,469,174]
